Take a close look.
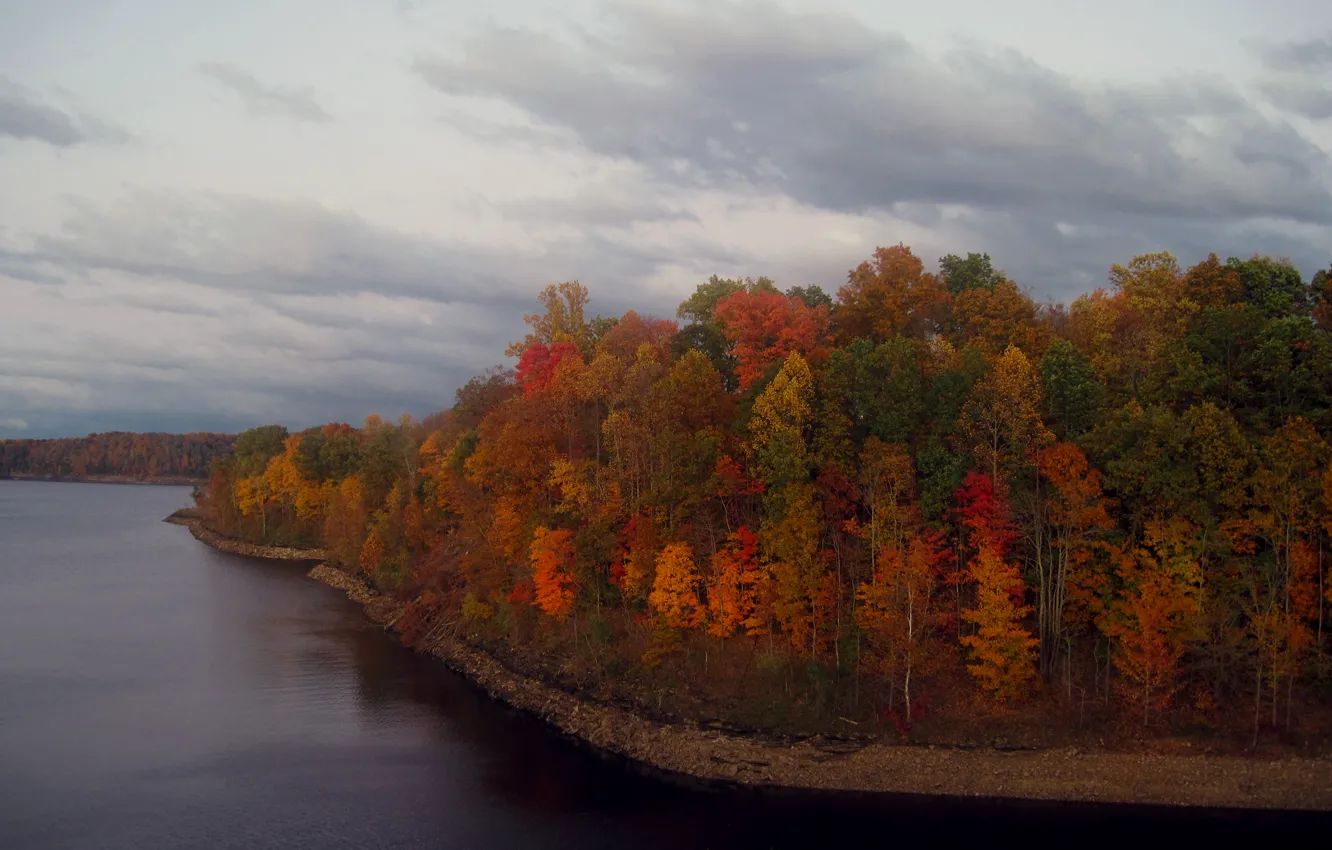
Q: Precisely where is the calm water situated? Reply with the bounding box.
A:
[0,481,1324,849]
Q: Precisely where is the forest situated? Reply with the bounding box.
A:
[1,432,236,482]
[199,245,1332,746]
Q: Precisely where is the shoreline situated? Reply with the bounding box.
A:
[164,512,328,561]
[4,473,206,486]
[175,516,1332,811]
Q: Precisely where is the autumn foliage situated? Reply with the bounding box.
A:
[531,526,577,620]
[197,249,1332,743]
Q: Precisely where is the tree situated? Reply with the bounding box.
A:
[675,276,773,392]
[952,279,1048,357]
[786,284,833,310]
[960,544,1039,702]
[531,526,577,620]
[507,280,591,358]
[1035,442,1113,678]
[857,438,916,578]
[958,345,1053,489]
[595,310,678,363]
[650,542,705,629]
[1040,340,1102,440]
[835,244,949,343]
[714,289,829,391]
[454,368,519,428]
[323,474,367,567]
[857,532,947,719]
[1101,520,1204,723]
[939,251,1006,295]
[1226,255,1307,318]
[177,252,1332,751]
[614,512,658,602]
[1311,266,1332,329]
[515,341,582,396]
[764,482,832,657]
[820,338,924,447]
[749,352,815,490]
[707,527,765,637]
[235,425,289,475]
[1246,418,1329,725]
[677,275,768,324]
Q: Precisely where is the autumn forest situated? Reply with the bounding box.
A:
[198,245,1332,746]
[0,432,236,482]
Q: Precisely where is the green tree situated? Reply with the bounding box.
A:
[1040,340,1103,440]
[939,251,1007,295]
[234,425,288,475]
[786,284,833,310]
[1226,255,1307,318]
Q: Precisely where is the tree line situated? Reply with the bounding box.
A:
[200,245,1332,739]
[1,432,236,481]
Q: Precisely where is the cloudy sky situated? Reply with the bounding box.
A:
[3,0,1331,438]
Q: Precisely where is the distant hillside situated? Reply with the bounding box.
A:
[0,432,236,482]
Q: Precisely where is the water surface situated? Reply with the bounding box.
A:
[0,481,1322,848]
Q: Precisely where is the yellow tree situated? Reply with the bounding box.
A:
[749,352,832,654]
[749,352,814,489]
[323,474,366,567]
[649,542,705,629]
[857,438,915,582]
[234,474,274,539]
[765,482,832,657]
[958,345,1053,490]
[1066,289,1119,381]
[952,279,1050,358]
[856,533,946,720]
[960,544,1038,702]
[1101,518,1204,724]
[506,280,591,358]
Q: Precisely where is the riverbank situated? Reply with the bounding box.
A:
[306,565,1332,811]
[175,519,1332,810]
[164,511,327,561]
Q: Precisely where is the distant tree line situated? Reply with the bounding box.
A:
[0,432,237,481]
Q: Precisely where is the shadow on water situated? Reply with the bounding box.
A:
[233,555,1332,848]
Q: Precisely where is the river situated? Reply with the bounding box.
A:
[0,480,1324,848]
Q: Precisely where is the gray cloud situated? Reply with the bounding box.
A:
[415,4,1332,228]
[11,189,740,312]
[1258,35,1332,72]
[1260,78,1332,121]
[0,76,126,146]
[1254,33,1332,121]
[493,188,699,226]
[199,62,332,123]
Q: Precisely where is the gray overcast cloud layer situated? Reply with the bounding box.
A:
[1,0,1331,438]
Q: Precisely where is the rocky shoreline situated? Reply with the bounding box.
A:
[177,518,1332,810]
[164,511,327,561]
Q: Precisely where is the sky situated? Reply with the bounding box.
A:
[2,0,1331,439]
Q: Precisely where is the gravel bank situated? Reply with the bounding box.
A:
[166,513,327,561]
[304,563,1332,811]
